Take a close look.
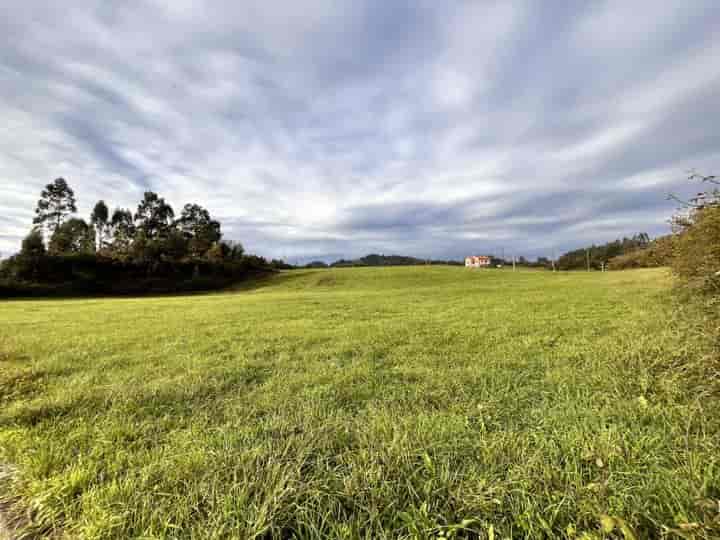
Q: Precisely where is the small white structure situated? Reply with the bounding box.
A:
[465,255,492,268]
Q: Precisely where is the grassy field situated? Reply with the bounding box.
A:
[0,267,718,539]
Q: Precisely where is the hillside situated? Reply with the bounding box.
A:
[327,254,462,267]
[0,267,717,538]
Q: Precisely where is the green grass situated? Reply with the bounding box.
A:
[0,267,718,539]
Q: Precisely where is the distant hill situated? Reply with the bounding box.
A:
[316,254,463,268]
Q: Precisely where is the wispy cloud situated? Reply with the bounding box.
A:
[1,0,718,261]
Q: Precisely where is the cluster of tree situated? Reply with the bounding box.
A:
[555,233,651,270]
[0,178,275,295]
[22,178,239,262]
[606,235,675,270]
[311,254,463,268]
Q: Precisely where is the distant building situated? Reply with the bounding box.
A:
[465,255,492,268]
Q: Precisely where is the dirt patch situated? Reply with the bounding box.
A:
[0,503,14,540]
[0,465,19,540]
[0,465,52,540]
[0,350,29,364]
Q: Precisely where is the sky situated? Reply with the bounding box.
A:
[2,1,719,263]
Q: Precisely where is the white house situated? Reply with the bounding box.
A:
[465,255,491,268]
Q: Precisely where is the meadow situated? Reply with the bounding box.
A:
[0,267,718,539]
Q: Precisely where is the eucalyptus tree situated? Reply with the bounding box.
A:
[33,178,77,235]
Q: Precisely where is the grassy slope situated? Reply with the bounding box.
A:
[0,267,717,539]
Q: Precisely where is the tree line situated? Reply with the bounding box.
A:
[555,233,652,271]
[1,178,276,296]
[24,177,242,262]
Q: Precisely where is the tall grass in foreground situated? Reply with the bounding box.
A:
[0,267,718,539]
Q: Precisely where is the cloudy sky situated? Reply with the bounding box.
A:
[2,1,719,262]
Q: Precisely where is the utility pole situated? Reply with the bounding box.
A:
[551,248,556,272]
[512,255,516,272]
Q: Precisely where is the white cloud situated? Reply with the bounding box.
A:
[550,122,646,163]
[1,0,718,260]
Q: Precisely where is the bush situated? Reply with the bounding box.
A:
[671,204,720,297]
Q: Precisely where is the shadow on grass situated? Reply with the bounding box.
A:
[0,270,284,302]
[0,361,275,430]
[226,269,319,293]
[0,465,40,540]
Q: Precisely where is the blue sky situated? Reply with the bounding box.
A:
[1,1,719,262]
